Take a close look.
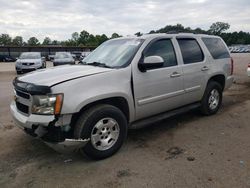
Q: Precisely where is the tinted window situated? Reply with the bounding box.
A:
[177,39,204,64]
[202,38,230,59]
[144,39,177,68]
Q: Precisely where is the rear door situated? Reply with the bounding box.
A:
[176,38,209,104]
[133,38,185,120]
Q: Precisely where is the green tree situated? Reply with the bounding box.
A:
[84,34,97,46]
[0,34,12,45]
[51,40,60,45]
[63,39,75,46]
[135,32,143,37]
[208,22,230,35]
[111,33,121,39]
[79,30,90,45]
[71,32,79,45]
[42,37,52,45]
[96,34,108,45]
[27,37,40,45]
[12,36,23,46]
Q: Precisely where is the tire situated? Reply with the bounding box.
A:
[16,70,21,75]
[200,81,223,115]
[74,104,127,160]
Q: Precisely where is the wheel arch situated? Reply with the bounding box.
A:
[207,74,226,90]
[70,96,131,131]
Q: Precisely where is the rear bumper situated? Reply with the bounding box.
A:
[225,76,234,90]
[10,101,89,153]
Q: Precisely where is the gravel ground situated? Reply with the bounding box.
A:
[0,54,250,188]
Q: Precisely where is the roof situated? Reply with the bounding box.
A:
[115,33,219,41]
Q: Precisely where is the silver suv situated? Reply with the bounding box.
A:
[10,33,234,159]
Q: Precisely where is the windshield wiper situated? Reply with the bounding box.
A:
[86,62,112,68]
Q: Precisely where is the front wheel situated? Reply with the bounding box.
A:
[200,81,223,115]
[16,70,22,75]
[74,104,127,160]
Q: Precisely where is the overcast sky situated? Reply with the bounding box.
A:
[0,0,249,41]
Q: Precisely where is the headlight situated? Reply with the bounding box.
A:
[32,94,63,115]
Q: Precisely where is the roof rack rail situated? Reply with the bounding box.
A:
[166,31,194,34]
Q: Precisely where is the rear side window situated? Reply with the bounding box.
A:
[202,38,230,59]
[144,39,177,68]
[177,39,204,64]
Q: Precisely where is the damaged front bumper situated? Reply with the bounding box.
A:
[45,138,89,153]
[10,101,89,153]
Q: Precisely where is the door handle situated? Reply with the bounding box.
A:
[201,66,209,71]
[170,72,181,78]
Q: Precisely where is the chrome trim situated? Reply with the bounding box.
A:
[185,85,201,93]
[138,90,185,106]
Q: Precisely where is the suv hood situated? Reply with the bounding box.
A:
[18,65,112,86]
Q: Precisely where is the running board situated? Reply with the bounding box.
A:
[129,103,201,129]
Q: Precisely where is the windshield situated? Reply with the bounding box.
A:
[82,38,144,68]
[20,53,40,59]
[55,52,71,59]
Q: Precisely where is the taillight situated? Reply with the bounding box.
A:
[230,57,234,75]
[248,63,250,68]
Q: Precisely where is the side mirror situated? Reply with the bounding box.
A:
[138,56,164,72]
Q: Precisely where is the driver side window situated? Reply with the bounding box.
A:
[144,39,177,68]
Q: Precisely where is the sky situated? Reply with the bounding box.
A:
[0,0,249,41]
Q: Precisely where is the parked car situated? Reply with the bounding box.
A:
[48,54,55,61]
[247,63,250,77]
[15,52,46,74]
[71,53,76,60]
[71,51,82,60]
[79,51,91,63]
[53,52,75,66]
[0,55,16,62]
[10,33,234,159]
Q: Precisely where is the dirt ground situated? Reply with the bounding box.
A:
[0,54,250,188]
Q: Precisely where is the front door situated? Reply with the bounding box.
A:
[133,38,185,120]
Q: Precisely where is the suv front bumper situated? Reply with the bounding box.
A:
[10,101,89,153]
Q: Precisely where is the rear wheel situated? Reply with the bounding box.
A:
[74,104,127,160]
[200,81,222,115]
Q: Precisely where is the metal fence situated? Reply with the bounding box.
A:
[0,46,96,58]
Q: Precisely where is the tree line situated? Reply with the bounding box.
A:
[0,22,249,47]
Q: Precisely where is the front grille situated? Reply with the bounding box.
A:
[16,90,30,99]
[16,101,29,114]
[14,89,31,115]
[22,63,35,66]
